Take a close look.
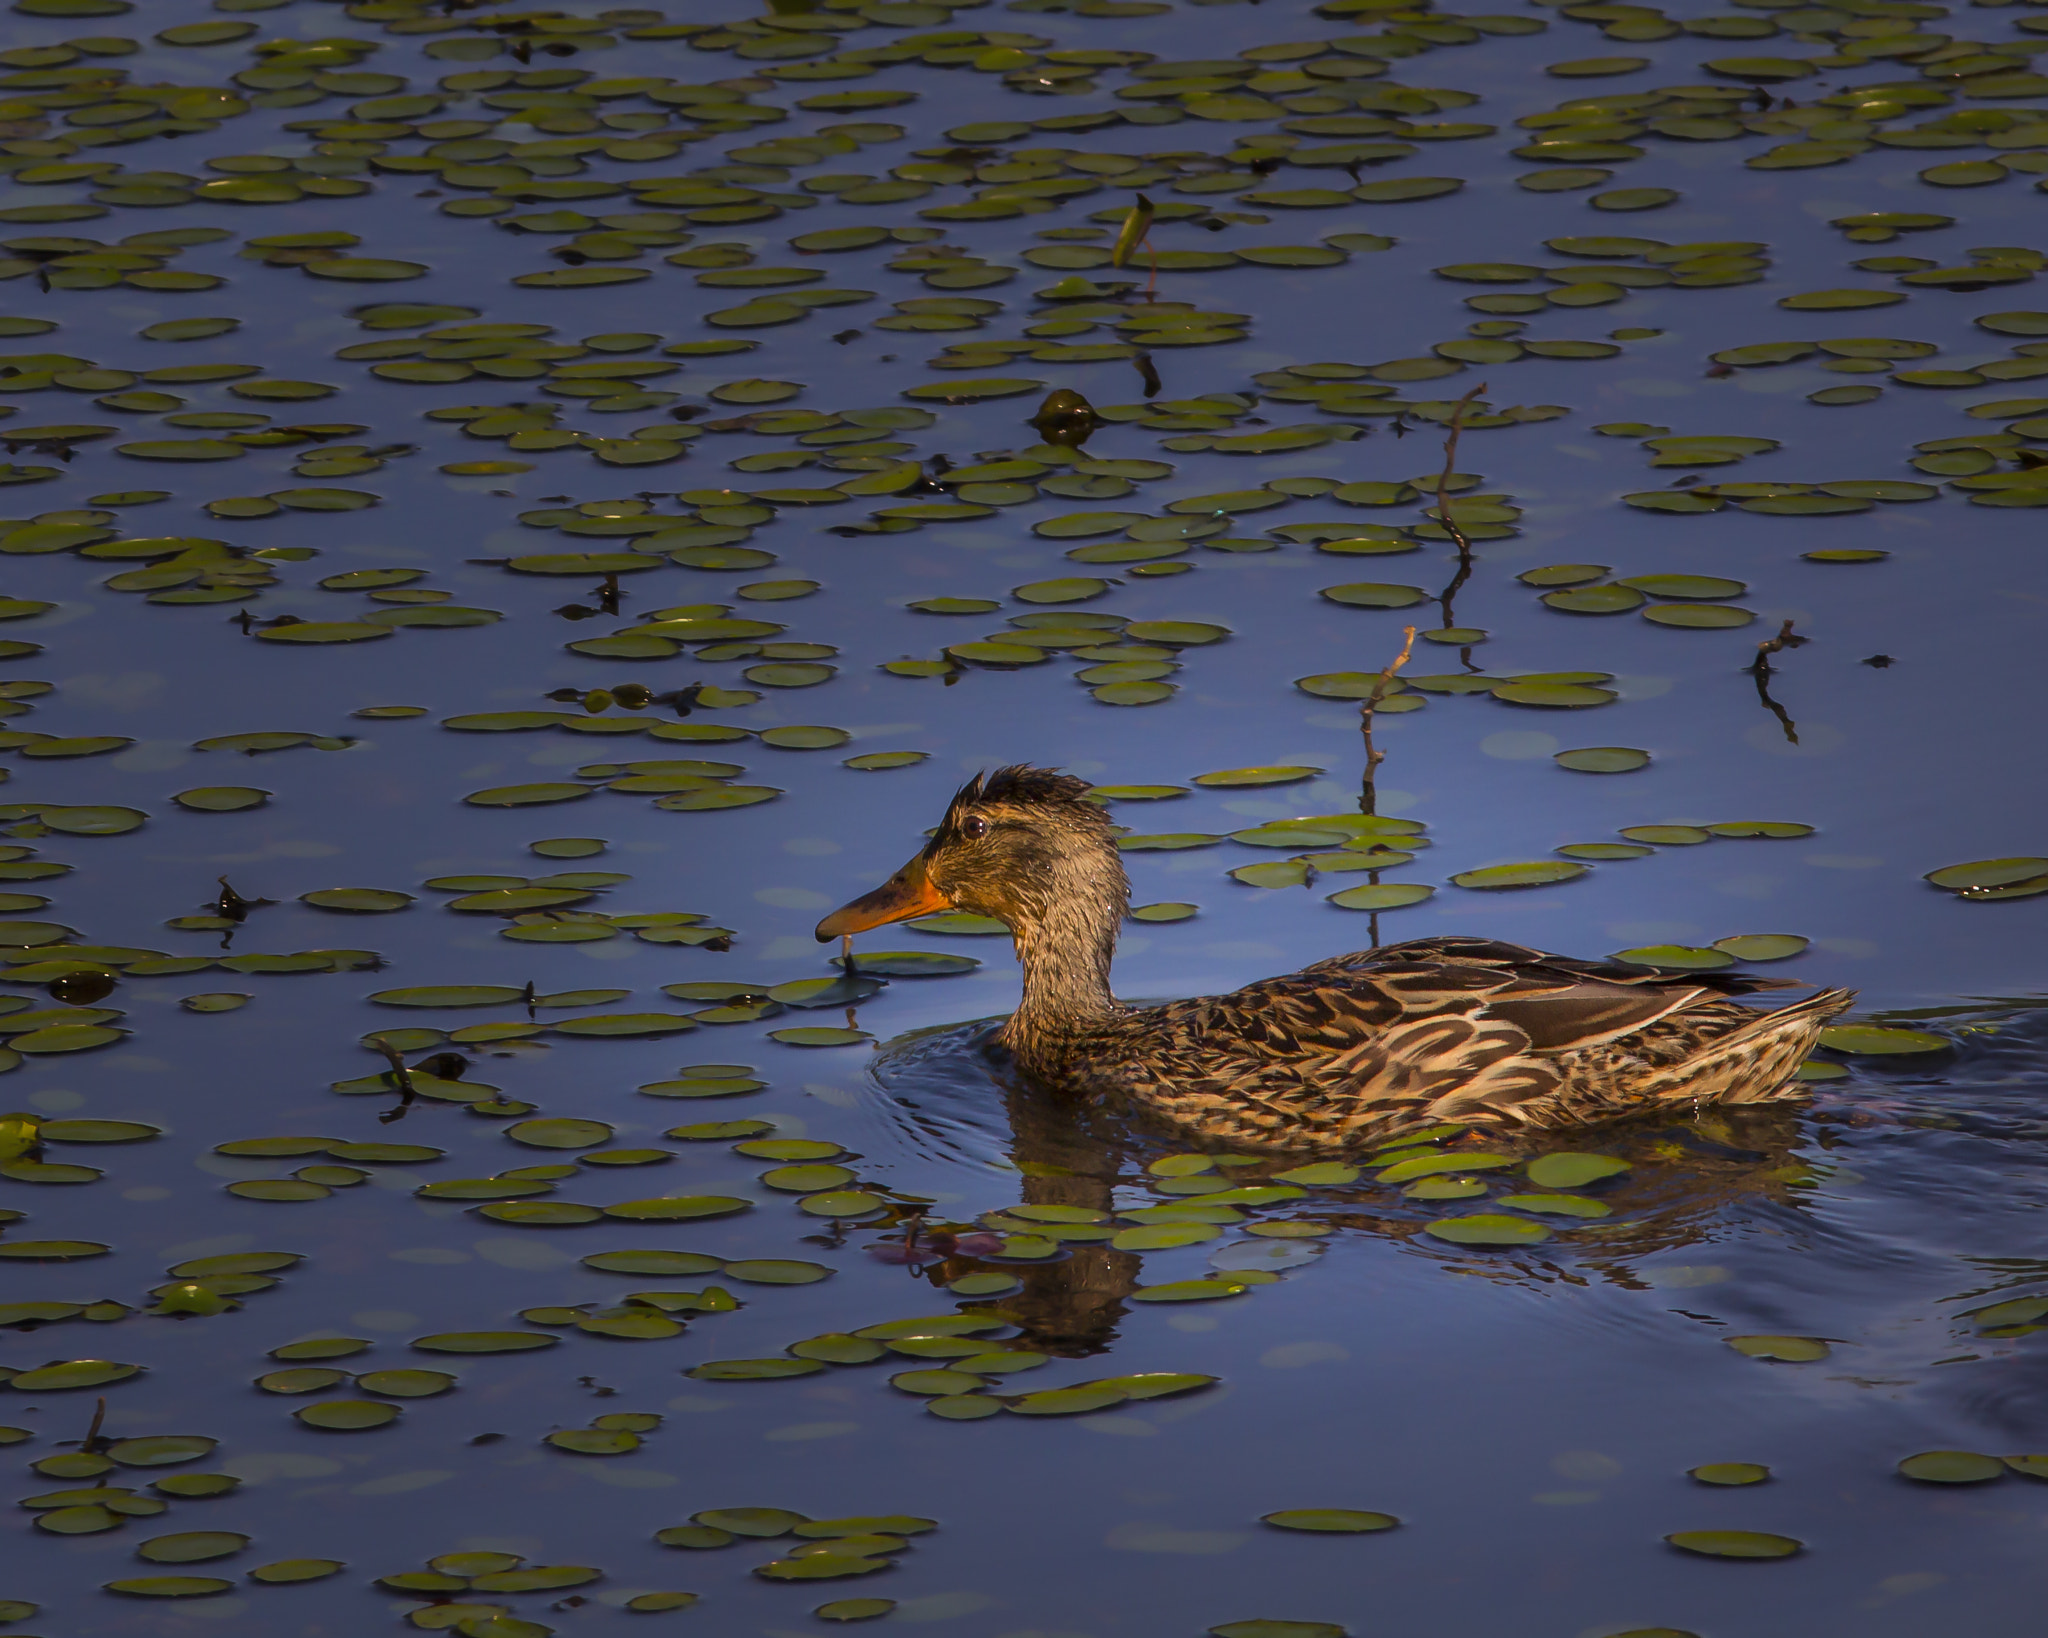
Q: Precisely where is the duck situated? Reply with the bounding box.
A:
[816,765,1858,1152]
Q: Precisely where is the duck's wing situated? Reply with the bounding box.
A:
[1302,934,1800,1050]
[1118,973,1555,1145]
[1126,940,1782,1138]
[1356,934,1805,995]
[1122,961,1545,1133]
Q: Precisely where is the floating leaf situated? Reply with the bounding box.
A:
[1898,1451,2004,1484]
[1526,1153,1629,1188]
[294,1400,397,1431]
[1555,747,1647,773]
[1712,935,1809,961]
[1422,1214,1550,1245]
[6,1359,140,1391]
[104,1578,236,1599]
[1691,1463,1770,1486]
[1665,1530,1802,1559]
[1195,766,1322,788]
[173,787,269,812]
[248,1559,345,1583]
[411,1332,557,1354]
[1817,1026,1946,1055]
[1726,1335,1829,1362]
[1449,862,1585,890]
[138,1532,249,1564]
[1262,1510,1399,1533]
[1614,945,1736,972]
[1924,858,2048,899]
[1326,883,1434,911]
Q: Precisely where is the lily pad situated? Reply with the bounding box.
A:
[1555,747,1648,773]
[1422,1214,1550,1245]
[1666,1530,1802,1558]
[1261,1510,1399,1532]
[1450,862,1586,890]
[1726,1335,1829,1362]
[1817,1026,1947,1055]
[1898,1450,2005,1484]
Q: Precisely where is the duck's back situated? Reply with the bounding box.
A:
[1094,936,1852,1150]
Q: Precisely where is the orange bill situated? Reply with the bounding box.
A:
[815,852,948,941]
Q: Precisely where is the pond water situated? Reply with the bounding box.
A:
[2,0,2048,1633]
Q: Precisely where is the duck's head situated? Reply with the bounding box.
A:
[815,764,1128,945]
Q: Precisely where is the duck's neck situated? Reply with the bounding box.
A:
[998,858,1127,1069]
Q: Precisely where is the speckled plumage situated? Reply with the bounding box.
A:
[819,766,1856,1153]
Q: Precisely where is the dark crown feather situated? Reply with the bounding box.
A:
[943,764,1104,828]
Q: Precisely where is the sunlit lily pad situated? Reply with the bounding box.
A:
[1326,883,1433,911]
[137,1531,248,1563]
[1614,945,1736,972]
[1194,765,1326,790]
[294,1400,397,1431]
[691,1358,825,1381]
[172,787,269,812]
[1817,1026,1946,1055]
[248,1559,345,1583]
[1262,1506,1400,1532]
[1422,1214,1550,1245]
[1713,935,1809,961]
[1450,862,1585,890]
[1691,1463,1770,1486]
[411,1332,557,1354]
[1726,1335,1829,1362]
[104,1578,236,1598]
[1924,858,2048,899]
[1898,1450,2004,1484]
[1555,747,1648,773]
[1666,1530,1802,1558]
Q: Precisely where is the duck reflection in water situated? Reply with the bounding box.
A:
[861,1021,1826,1361]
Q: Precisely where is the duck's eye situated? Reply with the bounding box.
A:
[960,815,989,840]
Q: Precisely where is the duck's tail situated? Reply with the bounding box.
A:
[1628,987,1858,1108]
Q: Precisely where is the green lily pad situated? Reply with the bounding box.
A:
[1666,1530,1802,1558]
[1422,1214,1551,1245]
[1726,1335,1829,1362]
[1450,862,1586,890]
[137,1531,249,1563]
[104,1577,237,1598]
[1261,1509,1399,1532]
[1555,747,1648,773]
[1526,1153,1629,1188]
[1326,883,1434,911]
[1818,1026,1946,1055]
[410,1332,558,1354]
[1898,1450,2005,1484]
[294,1400,397,1431]
[1925,857,2048,899]
[1691,1463,1770,1486]
[1713,935,1810,961]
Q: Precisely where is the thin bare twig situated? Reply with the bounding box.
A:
[1433,381,1488,562]
[1749,619,1805,745]
[375,1041,417,1126]
[1359,624,1418,817]
[1749,617,1802,678]
[1429,383,1489,642]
